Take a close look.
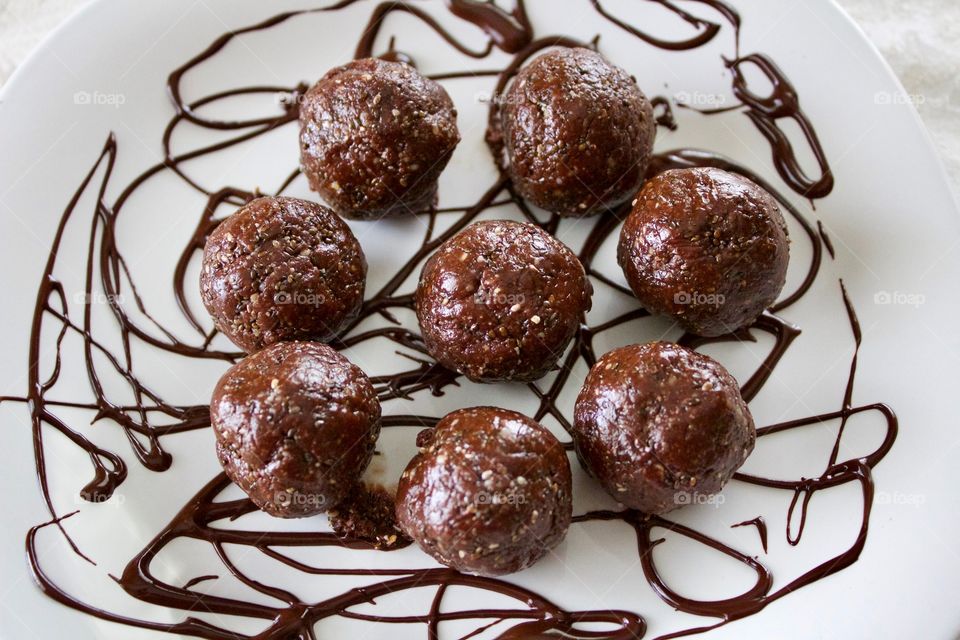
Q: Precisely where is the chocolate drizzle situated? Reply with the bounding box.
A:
[725,53,835,199]
[10,1,896,639]
[732,517,768,554]
[651,96,679,131]
[590,0,739,52]
[818,220,837,259]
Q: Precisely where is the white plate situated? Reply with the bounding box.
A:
[1,1,958,639]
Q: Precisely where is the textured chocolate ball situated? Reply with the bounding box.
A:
[573,342,755,514]
[617,167,790,337]
[414,220,592,382]
[210,341,381,518]
[200,196,366,353]
[299,57,460,220]
[500,47,656,217]
[396,407,572,576]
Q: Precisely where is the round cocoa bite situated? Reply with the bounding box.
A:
[299,57,460,220]
[200,195,366,353]
[415,220,592,382]
[573,342,754,514]
[396,407,572,576]
[617,167,789,337]
[500,47,656,217]
[211,341,381,518]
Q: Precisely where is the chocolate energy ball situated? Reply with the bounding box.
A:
[415,220,592,382]
[200,195,366,353]
[396,407,572,576]
[211,341,381,518]
[573,342,755,514]
[617,167,790,337]
[299,57,460,220]
[500,47,656,217]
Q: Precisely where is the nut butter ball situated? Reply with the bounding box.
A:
[396,407,572,576]
[299,57,460,219]
[200,195,365,353]
[500,47,656,216]
[573,342,755,514]
[617,167,789,337]
[415,220,592,382]
[211,341,381,518]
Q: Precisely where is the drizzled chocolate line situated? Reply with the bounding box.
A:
[726,53,835,199]
[651,96,679,131]
[731,517,768,554]
[12,1,895,638]
[590,0,737,52]
[818,220,837,259]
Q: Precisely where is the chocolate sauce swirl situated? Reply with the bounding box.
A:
[10,1,894,639]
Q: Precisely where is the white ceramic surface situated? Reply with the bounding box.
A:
[1,1,958,639]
